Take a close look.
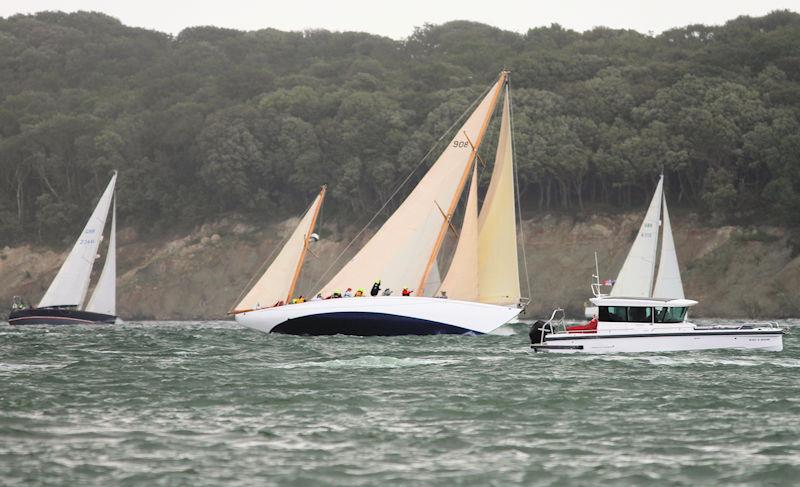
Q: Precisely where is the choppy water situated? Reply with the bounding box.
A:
[1,319,799,486]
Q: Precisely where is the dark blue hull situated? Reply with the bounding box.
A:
[8,308,116,325]
[271,311,481,336]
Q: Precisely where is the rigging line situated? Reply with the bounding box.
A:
[507,77,532,301]
[310,81,495,292]
[227,207,300,313]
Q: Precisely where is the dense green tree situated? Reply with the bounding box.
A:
[1,9,799,246]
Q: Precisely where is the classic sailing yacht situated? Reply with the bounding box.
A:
[233,71,527,335]
[9,173,119,325]
[531,176,784,353]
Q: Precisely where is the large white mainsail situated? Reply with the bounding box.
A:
[235,188,325,311]
[38,173,117,309]
[319,75,506,297]
[439,164,480,301]
[610,176,664,298]
[85,199,116,315]
[477,89,520,305]
[652,199,684,299]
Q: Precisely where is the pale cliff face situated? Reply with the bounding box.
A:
[1,213,798,320]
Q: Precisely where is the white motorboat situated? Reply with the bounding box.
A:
[530,302,784,353]
[232,71,529,336]
[534,175,786,353]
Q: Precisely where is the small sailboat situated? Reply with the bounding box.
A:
[233,71,528,336]
[531,175,784,353]
[9,173,118,325]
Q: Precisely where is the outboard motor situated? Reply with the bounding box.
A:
[529,320,548,344]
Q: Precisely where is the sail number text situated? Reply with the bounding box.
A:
[452,140,470,149]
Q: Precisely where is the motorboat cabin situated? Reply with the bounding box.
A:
[530,297,784,354]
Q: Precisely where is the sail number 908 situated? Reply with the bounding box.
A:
[452,140,470,149]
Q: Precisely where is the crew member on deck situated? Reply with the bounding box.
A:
[371,280,381,296]
[401,288,412,296]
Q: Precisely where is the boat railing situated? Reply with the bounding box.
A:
[543,308,567,335]
[695,321,786,331]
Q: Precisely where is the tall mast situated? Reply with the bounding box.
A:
[285,185,326,303]
[416,71,509,295]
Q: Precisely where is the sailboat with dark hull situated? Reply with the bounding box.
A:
[233,71,528,336]
[9,173,118,326]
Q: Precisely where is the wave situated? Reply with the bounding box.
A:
[277,355,457,369]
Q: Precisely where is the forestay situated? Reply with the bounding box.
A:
[39,173,117,309]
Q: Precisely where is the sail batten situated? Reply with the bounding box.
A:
[439,164,480,301]
[236,189,325,311]
[477,89,520,305]
[610,176,664,298]
[85,199,116,315]
[652,199,684,299]
[319,74,507,298]
[38,173,117,309]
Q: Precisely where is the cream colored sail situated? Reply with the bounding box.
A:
[477,90,520,305]
[319,76,505,297]
[39,173,117,309]
[610,176,663,298]
[440,164,480,301]
[423,261,442,297]
[85,199,116,315]
[652,198,684,299]
[236,191,323,311]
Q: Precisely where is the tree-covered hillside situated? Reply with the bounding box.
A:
[1,10,799,245]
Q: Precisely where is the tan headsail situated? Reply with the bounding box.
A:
[439,163,480,301]
[320,73,507,297]
[477,88,521,305]
[234,186,325,312]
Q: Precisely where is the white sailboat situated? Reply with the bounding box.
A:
[531,176,784,353]
[9,172,119,325]
[234,71,527,335]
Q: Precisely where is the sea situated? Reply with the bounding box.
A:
[1,319,799,486]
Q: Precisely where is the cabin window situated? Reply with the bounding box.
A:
[627,306,652,323]
[599,306,628,322]
[654,306,687,323]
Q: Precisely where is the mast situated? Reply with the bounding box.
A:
[416,70,508,296]
[285,185,326,303]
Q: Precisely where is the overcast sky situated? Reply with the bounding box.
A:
[1,0,797,38]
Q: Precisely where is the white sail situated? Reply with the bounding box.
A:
[439,164,479,301]
[477,90,520,305]
[85,199,116,315]
[236,190,324,311]
[610,176,663,298]
[319,76,505,297]
[39,173,117,309]
[652,199,684,299]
